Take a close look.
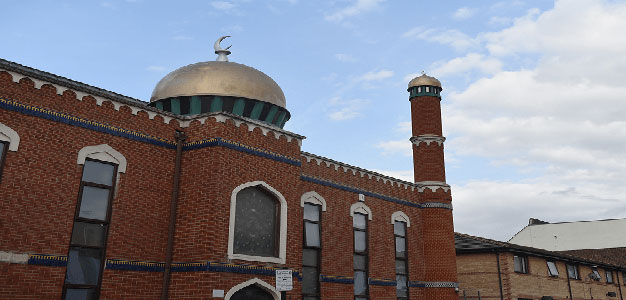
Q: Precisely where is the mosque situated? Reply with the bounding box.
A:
[0,37,457,300]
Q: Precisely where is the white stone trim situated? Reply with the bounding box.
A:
[228,181,287,264]
[350,202,372,220]
[300,191,327,211]
[415,181,450,193]
[0,122,20,151]
[225,278,280,300]
[410,134,446,146]
[77,144,127,173]
[0,251,29,264]
[391,211,411,227]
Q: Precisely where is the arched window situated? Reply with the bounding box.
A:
[228,181,287,264]
[225,278,280,300]
[0,122,20,184]
[63,144,126,299]
[351,202,371,300]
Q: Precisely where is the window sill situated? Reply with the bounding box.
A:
[229,253,285,264]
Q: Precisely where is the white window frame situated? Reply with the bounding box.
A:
[350,202,372,220]
[300,191,327,211]
[390,211,411,227]
[228,181,287,264]
[225,278,280,300]
[77,144,127,173]
[0,122,20,151]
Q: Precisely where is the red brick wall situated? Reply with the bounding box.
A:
[0,68,459,299]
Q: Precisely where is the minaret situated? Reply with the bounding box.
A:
[408,73,458,299]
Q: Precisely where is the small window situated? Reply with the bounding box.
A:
[514,256,528,274]
[567,264,579,279]
[547,261,559,277]
[0,141,7,183]
[63,159,118,298]
[302,203,321,300]
[353,212,369,299]
[623,271,626,285]
[591,267,601,281]
[394,221,408,300]
[606,270,614,283]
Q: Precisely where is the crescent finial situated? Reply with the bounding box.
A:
[214,36,232,62]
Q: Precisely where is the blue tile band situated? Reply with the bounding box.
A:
[300,175,452,210]
[369,278,397,286]
[185,138,301,166]
[106,259,165,272]
[409,281,459,288]
[320,275,354,284]
[28,254,67,267]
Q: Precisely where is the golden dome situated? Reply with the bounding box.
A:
[408,73,442,89]
[150,61,286,108]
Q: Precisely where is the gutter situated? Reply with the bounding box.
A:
[161,130,186,300]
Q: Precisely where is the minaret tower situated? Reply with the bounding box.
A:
[408,73,458,299]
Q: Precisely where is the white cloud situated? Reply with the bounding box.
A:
[325,0,385,22]
[327,97,369,121]
[453,7,476,20]
[375,140,411,157]
[146,66,167,72]
[334,53,357,63]
[371,169,414,182]
[442,0,626,240]
[402,27,477,51]
[211,1,236,10]
[357,70,393,82]
[431,53,502,77]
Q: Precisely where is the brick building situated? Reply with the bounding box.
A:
[455,233,626,300]
[0,40,457,300]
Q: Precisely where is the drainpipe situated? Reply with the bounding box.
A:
[495,251,504,300]
[566,265,573,300]
[617,271,623,300]
[161,130,186,300]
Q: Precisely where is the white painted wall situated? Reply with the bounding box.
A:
[508,218,626,251]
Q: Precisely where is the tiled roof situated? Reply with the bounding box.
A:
[559,248,626,268]
[455,232,626,271]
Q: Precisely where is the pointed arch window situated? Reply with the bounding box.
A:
[228,181,287,264]
[62,144,126,299]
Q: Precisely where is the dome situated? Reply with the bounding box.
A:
[150,61,286,108]
[408,73,442,89]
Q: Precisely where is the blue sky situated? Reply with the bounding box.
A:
[4,0,626,241]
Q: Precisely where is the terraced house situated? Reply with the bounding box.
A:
[0,39,457,300]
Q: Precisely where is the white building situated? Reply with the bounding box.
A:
[508,218,626,251]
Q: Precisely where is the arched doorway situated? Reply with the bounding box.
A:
[230,285,274,300]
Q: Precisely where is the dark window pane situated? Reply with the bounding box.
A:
[354,271,367,295]
[394,221,406,236]
[64,288,95,300]
[305,222,320,247]
[65,247,102,285]
[302,266,319,295]
[0,142,4,155]
[354,254,367,270]
[303,297,319,300]
[355,298,368,300]
[303,204,320,221]
[233,187,278,257]
[354,231,367,252]
[396,259,407,274]
[71,222,106,247]
[547,261,558,276]
[567,265,578,279]
[395,237,406,258]
[82,160,114,186]
[78,186,110,221]
[303,249,318,266]
[514,256,527,273]
[353,213,367,229]
[396,275,408,296]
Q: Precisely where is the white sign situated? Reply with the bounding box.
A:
[212,289,224,298]
[275,269,293,291]
[358,193,365,202]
